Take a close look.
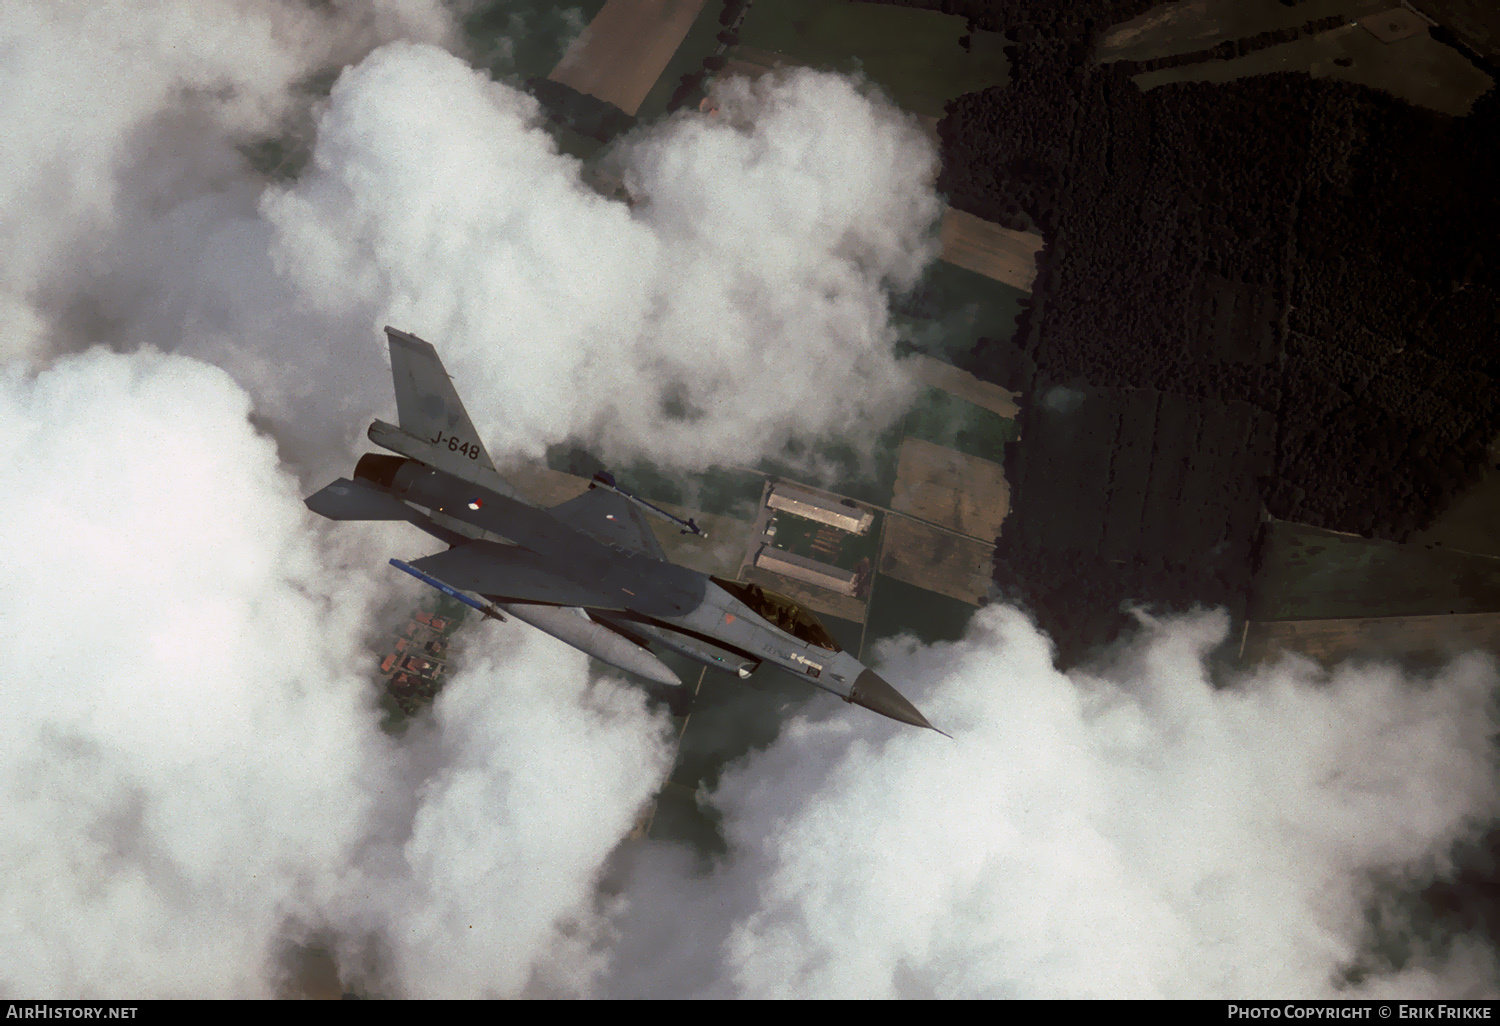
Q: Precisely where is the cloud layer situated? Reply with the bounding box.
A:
[264,44,939,469]
[0,347,390,996]
[0,346,674,998]
[0,0,453,360]
[2,2,1496,1001]
[643,608,1500,999]
[326,634,674,1000]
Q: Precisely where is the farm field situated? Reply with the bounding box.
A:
[647,504,755,579]
[1249,520,1500,621]
[893,261,1027,368]
[891,437,1009,541]
[861,575,979,662]
[735,0,1007,118]
[497,459,752,577]
[618,462,767,521]
[547,0,706,115]
[650,605,864,844]
[902,381,1019,466]
[544,447,766,521]
[1408,436,1500,560]
[632,0,728,120]
[747,421,907,510]
[906,354,1020,420]
[1241,611,1500,665]
[652,662,816,847]
[1132,18,1492,116]
[1416,0,1500,59]
[939,208,1044,293]
[462,0,609,81]
[496,460,592,507]
[1096,0,1390,64]
[877,514,993,606]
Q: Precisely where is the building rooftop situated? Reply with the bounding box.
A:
[755,546,859,597]
[766,484,874,536]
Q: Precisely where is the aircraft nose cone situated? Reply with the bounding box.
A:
[847,669,936,731]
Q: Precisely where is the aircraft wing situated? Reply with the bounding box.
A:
[548,488,667,561]
[407,540,628,609]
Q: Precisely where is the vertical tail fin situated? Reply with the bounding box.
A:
[379,327,526,503]
[386,326,497,472]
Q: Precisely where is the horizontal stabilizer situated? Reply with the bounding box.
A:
[305,478,415,521]
[408,540,628,609]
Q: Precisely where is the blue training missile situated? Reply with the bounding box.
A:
[390,558,507,622]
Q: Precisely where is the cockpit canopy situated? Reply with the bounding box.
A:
[711,577,842,652]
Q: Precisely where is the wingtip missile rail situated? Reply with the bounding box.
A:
[389,558,508,622]
[589,471,707,538]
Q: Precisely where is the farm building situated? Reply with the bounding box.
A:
[766,484,874,535]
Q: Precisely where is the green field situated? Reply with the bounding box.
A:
[903,387,1018,464]
[861,574,978,660]
[663,661,816,790]
[894,261,1029,364]
[552,124,608,162]
[1130,19,1491,118]
[545,443,768,520]
[621,462,768,520]
[644,780,727,856]
[765,507,881,572]
[751,420,906,508]
[461,0,610,83]
[645,605,880,850]
[1408,456,1500,561]
[633,0,730,121]
[1250,520,1500,621]
[642,546,983,854]
[1096,0,1383,65]
[737,0,1008,118]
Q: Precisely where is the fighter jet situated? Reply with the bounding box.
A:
[305,327,938,732]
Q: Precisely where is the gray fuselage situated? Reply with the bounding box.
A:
[373,458,864,700]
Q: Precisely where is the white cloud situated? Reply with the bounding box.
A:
[263,45,939,470]
[0,0,458,471]
[0,346,674,997]
[603,607,1500,999]
[3,6,941,473]
[329,634,674,998]
[0,0,449,325]
[4,2,1496,1001]
[0,347,392,996]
